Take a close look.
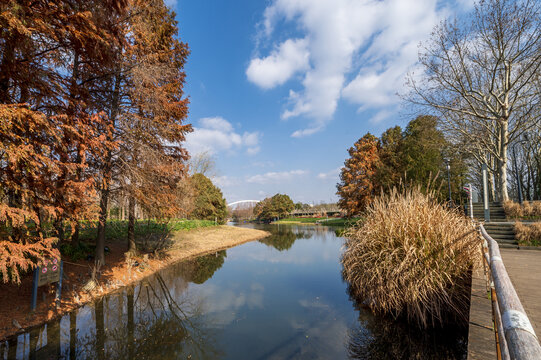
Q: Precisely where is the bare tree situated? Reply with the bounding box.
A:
[188,151,217,177]
[407,0,541,201]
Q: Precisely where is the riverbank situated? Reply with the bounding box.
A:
[0,225,270,340]
[272,217,360,227]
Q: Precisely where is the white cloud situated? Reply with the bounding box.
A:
[199,116,234,132]
[247,38,310,89]
[246,169,308,184]
[249,0,459,137]
[185,116,261,156]
[291,125,323,138]
[211,175,238,188]
[163,0,177,8]
[317,167,341,180]
[369,109,393,124]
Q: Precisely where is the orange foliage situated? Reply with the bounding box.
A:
[0,0,126,282]
[337,133,381,217]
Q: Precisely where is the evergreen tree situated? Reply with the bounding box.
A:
[190,174,227,224]
[254,194,294,221]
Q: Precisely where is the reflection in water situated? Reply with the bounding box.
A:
[347,305,467,360]
[258,224,311,251]
[3,261,221,360]
[3,225,467,359]
[187,250,227,284]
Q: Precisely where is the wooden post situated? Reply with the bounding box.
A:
[55,261,63,307]
[31,267,39,311]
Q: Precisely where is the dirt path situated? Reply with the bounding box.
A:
[0,225,269,340]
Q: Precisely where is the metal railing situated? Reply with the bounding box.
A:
[479,224,541,360]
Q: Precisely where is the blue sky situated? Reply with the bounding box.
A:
[171,0,474,204]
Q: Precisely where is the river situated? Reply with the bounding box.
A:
[1,224,467,359]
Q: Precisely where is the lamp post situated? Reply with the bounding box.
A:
[444,158,452,204]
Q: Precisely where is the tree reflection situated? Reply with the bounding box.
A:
[346,298,467,360]
[259,226,311,251]
[7,268,222,359]
[101,272,222,359]
[188,251,227,284]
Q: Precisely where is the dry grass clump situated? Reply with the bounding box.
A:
[504,200,541,219]
[342,187,480,328]
[514,222,541,246]
[534,202,541,216]
[503,200,523,218]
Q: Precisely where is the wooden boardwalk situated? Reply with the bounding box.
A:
[467,264,497,359]
[467,248,541,359]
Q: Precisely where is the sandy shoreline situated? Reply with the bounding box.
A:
[0,225,270,340]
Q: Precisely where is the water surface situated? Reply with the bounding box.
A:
[1,224,467,359]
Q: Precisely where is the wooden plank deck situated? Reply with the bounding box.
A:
[467,264,497,359]
[500,248,541,337]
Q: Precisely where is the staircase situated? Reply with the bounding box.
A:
[467,202,518,247]
[482,223,517,247]
[468,202,507,222]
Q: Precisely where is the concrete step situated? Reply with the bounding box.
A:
[471,204,504,208]
[468,212,507,217]
[473,215,506,218]
[485,231,515,236]
[471,208,505,212]
[472,211,506,214]
[488,236,516,242]
[472,208,505,212]
[499,243,519,249]
[494,239,518,246]
[489,235,517,242]
[471,208,505,211]
[483,223,514,228]
[468,204,503,209]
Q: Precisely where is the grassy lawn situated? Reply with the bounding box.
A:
[58,219,218,261]
[77,218,217,241]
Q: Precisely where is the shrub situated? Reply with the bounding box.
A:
[523,201,534,217]
[514,222,541,247]
[504,200,541,219]
[59,241,94,261]
[503,200,523,218]
[534,202,541,217]
[341,187,479,328]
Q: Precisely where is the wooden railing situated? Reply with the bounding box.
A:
[479,224,541,360]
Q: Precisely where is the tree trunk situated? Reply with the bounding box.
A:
[72,223,80,245]
[486,156,496,202]
[54,218,65,243]
[498,120,509,202]
[95,70,121,264]
[127,195,136,253]
[0,36,15,103]
[96,186,109,265]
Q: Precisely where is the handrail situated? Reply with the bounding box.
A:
[479,224,541,360]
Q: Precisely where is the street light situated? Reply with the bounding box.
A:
[444,158,452,204]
